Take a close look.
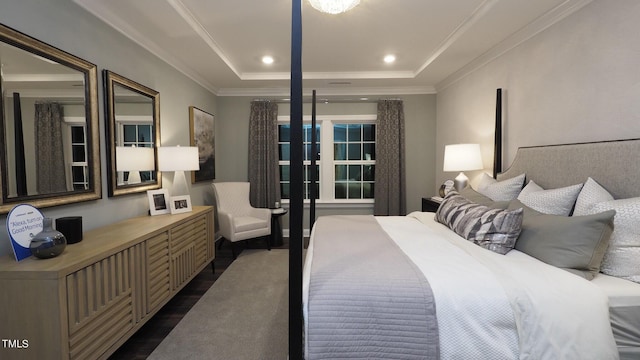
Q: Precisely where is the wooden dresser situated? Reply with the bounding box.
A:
[0,206,215,360]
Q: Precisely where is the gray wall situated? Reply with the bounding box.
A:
[216,94,437,233]
[0,0,217,257]
[435,0,640,190]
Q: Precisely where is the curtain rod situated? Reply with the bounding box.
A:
[251,97,403,104]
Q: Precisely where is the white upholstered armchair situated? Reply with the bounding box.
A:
[212,182,271,259]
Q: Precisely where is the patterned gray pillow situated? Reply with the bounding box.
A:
[436,192,524,255]
[517,180,583,216]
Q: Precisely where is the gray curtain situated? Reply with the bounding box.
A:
[35,101,66,194]
[374,100,406,216]
[248,101,280,208]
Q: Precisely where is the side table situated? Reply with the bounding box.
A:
[270,208,288,247]
[422,197,443,212]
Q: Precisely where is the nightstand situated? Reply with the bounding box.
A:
[422,197,443,212]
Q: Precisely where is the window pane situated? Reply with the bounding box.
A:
[281,183,290,199]
[364,143,375,160]
[335,165,347,181]
[348,164,361,180]
[280,165,290,181]
[138,125,151,142]
[279,144,290,161]
[334,124,347,142]
[304,125,313,142]
[72,166,84,182]
[71,126,84,142]
[347,143,361,160]
[72,145,85,162]
[363,183,374,199]
[124,125,137,142]
[363,165,375,181]
[348,183,361,198]
[363,124,375,141]
[279,125,290,142]
[347,124,361,141]
[335,183,347,199]
[334,143,346,160]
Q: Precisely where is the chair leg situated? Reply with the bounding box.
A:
[231,242,238,260]
[264,235,271,251]
[216,238,225,250]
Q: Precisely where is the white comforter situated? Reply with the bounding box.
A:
[304,212,619,359]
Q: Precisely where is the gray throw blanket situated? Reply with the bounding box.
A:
[307,215,439,359]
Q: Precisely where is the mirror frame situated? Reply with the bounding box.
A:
[103,70,161,197]
[0,23,101,214]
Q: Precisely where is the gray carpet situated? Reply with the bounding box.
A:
[149,249,289,360]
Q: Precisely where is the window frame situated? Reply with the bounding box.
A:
[278,114,376,205]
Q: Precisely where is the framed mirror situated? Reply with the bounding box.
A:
[0,23,100,214]
[103,70,161,197]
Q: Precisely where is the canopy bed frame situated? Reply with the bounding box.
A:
[298,84,640,358]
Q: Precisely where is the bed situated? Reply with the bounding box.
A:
[303,139,640,359]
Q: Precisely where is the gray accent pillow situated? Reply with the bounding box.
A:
[477,173,525,201]
[459,187,509,209]
[436,192,523,255]
[509,200,615,280]
[517,180,583,216]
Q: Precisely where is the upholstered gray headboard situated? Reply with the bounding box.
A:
[497,139,640,200]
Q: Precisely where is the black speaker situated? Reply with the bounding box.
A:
[56,216,83,244]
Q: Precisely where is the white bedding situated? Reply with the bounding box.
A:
[303,212,620,359]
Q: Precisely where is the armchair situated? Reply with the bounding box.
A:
[212,182,271,259]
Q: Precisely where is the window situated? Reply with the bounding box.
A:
[69,125,89,190]
[278,115,376,203]
[333,124,375,199]
[117,118,156,183]
[278,123,320,200]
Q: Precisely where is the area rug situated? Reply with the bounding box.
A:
[149,249,289,360]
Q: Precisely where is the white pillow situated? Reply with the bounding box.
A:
[476,173,525,202]
[573,177,614,216]
[588,198,640,283]
[517,180,583,216]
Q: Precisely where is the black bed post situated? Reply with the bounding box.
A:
[289,0,304,358]
[310,90,317,229]
[493,88,503,179]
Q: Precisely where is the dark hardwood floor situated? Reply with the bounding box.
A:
[108,237,285,360]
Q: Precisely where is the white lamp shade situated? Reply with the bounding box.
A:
[158,146,200,172]
[115,146,155,171]
[308,0,360,14]
[443,144,483,172]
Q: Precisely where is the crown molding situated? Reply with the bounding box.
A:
[436,0,593,91]
[216,86,436,97]
[73,0,220,94]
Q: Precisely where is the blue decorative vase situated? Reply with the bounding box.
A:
[30,218,67,259]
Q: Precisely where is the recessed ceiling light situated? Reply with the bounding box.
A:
[262,56,274,64]
[383,54,396,64]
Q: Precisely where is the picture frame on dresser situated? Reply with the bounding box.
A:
[170,195,192,214]
[147,189,170,215]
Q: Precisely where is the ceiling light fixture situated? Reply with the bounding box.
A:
[308,0,360,14]
[262,55,274,64]
[384,54,396,63]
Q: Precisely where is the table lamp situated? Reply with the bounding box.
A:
[443,143,483,191]
[115,146,155,184]
[158,146,200,196]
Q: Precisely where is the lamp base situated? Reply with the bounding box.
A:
[454,172,469,192]
[170,170,189,196]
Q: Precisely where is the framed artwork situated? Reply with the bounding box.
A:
[189,106,215,183]
[147,189,170,216]
[170,195,193,214]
